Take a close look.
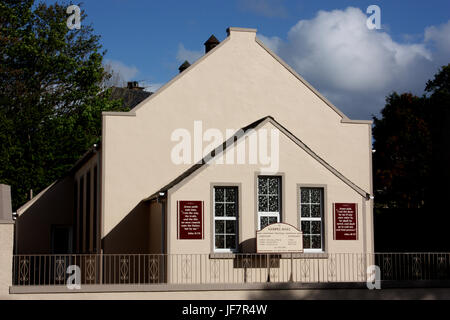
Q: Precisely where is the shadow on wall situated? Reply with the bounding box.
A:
[239,238,256,253]
[15,176,75,254]
[102,200,163,254]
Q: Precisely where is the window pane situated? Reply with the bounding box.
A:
[225,235,236,249]
[215,235,225,249]
[303,235,311,249]
[268,177,279,194]
[300,187,324,251]
[311,189,321,203]
[268,216,278,225]
[215,220,224,234]
[301,204,310,217]
[260,216,269,229]
[268,196,279,212]
[215,188,224,202]
[258,178,268,195]
[214,186,239,251]
[311,204,321,217]
[225,203,236,217]
[311,221,321,234]
[258,195,268,212]
[301,221,310,234]
[225,220,236,234]
[301,189,310,203]
[215,203,224,216]
[311,235,322,249]
[225,188,236,202]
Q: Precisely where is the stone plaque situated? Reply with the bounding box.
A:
[256,223,303,253]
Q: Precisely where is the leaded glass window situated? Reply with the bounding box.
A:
[300,187,324,251]
[257,176,281,230]
[214,186,238,252]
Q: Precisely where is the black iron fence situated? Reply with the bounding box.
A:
[12,252,450,286]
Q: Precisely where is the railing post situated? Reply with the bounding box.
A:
[99,252,103,284]
[289,253,293,282]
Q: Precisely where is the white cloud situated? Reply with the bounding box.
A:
[103,59,164,92]
[176,44,203,64]
[104,59,139,82]
[257,34,282,52]
[425,20,450,59]
[258,7,450,119]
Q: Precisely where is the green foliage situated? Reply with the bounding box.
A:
[373,93,431,208]
[0,1,127,210]
[373,64,450,209]
[425,64,450,213]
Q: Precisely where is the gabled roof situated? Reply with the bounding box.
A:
[144,116,371,201]
[112,27,371,125]
[110,86,152,111]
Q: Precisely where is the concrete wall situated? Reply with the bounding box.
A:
[101,28,373,244]
[0,184,13,221]
[0,223,14,297]
[0,185,14,296]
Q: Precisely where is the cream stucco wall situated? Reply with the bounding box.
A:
[166,121,372,257]
[101,28,372,243]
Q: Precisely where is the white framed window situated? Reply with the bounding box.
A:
[257,176,281,230]
[213,186,238,252]
[300,187,324,252]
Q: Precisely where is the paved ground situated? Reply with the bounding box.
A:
[3,287,450,300]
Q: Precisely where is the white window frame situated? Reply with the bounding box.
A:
[257,176,281,230]
[213,186,238,253]
[300,187,324,253]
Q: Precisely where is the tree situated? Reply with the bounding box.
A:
[101,63,126,89]
[372,92,432,208]
[0,1,127,210]
[425,64,450,222]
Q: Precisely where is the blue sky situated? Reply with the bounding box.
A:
[47,0,450,119]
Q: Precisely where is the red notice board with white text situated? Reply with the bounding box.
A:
[333,203,358,240]
[177,200,204,240]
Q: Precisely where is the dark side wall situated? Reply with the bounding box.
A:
[15,176,75,254]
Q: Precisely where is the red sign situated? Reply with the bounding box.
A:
[177,201,204,239]
[333,203,358,240]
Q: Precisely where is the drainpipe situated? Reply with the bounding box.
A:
[157,192,167,283]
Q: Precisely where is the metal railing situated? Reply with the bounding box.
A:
[12,252,450,286]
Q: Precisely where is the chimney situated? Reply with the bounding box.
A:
[178,60,191,73]
[127,81,143,90]
[204,35,220,53]
[0,184,13,222]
